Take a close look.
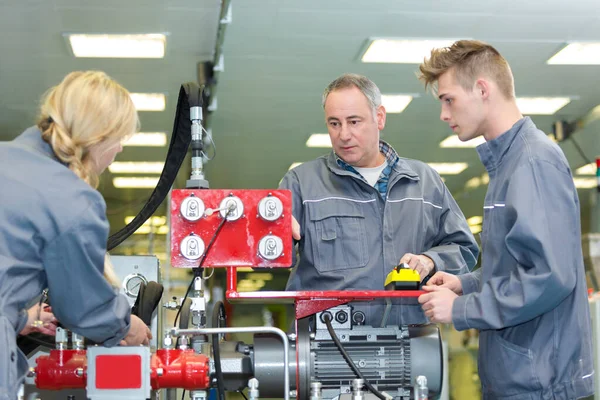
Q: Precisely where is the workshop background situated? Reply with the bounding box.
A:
[3,1,600,398]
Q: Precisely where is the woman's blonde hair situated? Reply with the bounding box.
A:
[37,71,139,188]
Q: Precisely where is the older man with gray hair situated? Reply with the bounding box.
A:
[279,73,479,326]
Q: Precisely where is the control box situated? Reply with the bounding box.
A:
[170,189,293,268]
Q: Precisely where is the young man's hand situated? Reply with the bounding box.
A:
[418,286,458,324]
[425,271,463,295]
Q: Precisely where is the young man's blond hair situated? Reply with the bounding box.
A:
[418,40,515,99]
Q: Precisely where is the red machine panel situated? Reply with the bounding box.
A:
[96,355,143,389]
[171,189,292,268]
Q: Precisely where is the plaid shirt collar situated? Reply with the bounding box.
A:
[334,140,400,199]
[335,140,399,172]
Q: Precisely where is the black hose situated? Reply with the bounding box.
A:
[212,301,227,400]
[173,209,231,328]
[323,314,387,400]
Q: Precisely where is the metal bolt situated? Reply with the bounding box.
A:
[288,333,297,341]
[156,368,164,377]
[248,378,260,400]
[76,368,84,377]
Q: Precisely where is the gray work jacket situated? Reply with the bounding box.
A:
[0,127,131,400]
[453,118,594,399]
[280,147,479,326]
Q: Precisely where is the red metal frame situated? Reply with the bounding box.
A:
[225,267,424,319]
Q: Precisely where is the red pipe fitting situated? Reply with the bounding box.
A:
[35,349,87,389]
[151,349,210,390]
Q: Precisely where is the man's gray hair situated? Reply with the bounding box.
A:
[322,73,382,113]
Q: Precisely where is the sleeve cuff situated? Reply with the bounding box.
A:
[16,308,29,335]
[458,272,479,295]
[452,294,472,331]
[421,251,443,273]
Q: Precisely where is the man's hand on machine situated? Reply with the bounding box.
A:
[292,216,301,240]
[120,315,152,346]
[398,253,434,280]
[424,271,463,295]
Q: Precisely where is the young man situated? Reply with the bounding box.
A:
[280,73,478,327]
[417,40,594,399]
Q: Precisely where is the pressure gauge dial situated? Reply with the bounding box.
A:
[123,273,148,298]
[181,195,205,222]
[219,196,244,221]
[258,196,283,221]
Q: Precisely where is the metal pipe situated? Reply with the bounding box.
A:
[171,326,290,400]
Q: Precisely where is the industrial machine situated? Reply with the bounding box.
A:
[26,83,443,400]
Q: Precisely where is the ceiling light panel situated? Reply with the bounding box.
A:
[439,135,486,148]
[382,95,413,113]
[108,162,164,174]
[361,39,456,64]
[123,132,167,147]
[547,42,600,65]
[67,33,166,58]
[573,178,597,189]
[515,97,571,115]
[575,163,596,175]
[130,93,166,111]
[125,216,167,226]
[306,134,331,148]
[427,162,468,175]
[113,177,159,188]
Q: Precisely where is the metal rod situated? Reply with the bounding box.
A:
[171,326,290,400]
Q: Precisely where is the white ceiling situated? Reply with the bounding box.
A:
[2,0,600,254]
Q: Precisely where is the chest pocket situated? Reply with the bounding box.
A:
[308,201,369,272]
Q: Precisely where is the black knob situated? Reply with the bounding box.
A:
[352,311,366,326]
[335,310,348,324]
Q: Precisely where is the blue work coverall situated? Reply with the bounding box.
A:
[453,117,594,399]
[0,127,131,400]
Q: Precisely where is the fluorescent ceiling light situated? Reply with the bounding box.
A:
[382,94,413,113]
[573,178,597,189]
[467,216,483,225]
[108,162,164,174]
[113,177,159,188]
[123,132,167,147]
[130,93,166,111]
[439,135,486,148]
[134,225,169,235]
[289,162,303,170]
[547,42,600,65]
[125,216,167,226]
[246,273,273,281]
[516,97,571,115]
[575,163,596,175]
[470,225,482,235]
[67,33,166,58]
[362,39,456,64]
[428,162,468,175]
[306,134,331,148]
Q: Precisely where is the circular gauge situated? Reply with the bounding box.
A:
[219,196,244,221]
[123,273,148,298]
[258,196,283,221]
[181,195,205,222]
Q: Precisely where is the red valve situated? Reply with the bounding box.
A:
[151,349,210,390]
[35,349,87,390]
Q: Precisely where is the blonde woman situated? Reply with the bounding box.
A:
[0,71,152,400]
